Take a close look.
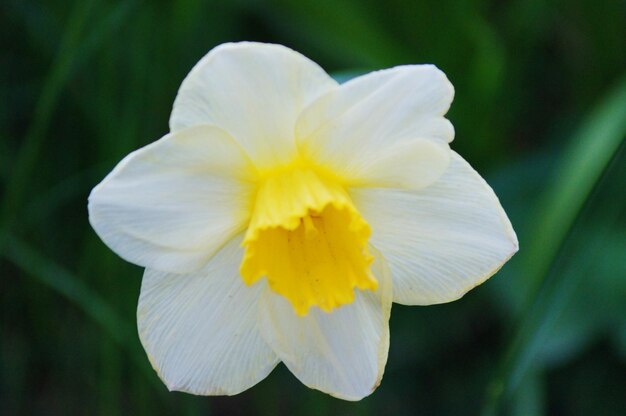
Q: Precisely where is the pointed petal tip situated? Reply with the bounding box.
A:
[137,236,279,397]
[352,152,519,306]
[256,246,392,401]
[444,236,520,304]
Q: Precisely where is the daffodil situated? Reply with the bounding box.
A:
[88,42,518,400]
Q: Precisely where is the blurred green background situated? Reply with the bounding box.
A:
[2,0,625,415]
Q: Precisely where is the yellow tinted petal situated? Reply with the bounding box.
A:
[296,65,454,190]
[170,42,337,169]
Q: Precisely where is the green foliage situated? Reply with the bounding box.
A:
[483,78,626,416]
[1,0,624,414]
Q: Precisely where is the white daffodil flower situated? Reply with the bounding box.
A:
[88,42,518,400]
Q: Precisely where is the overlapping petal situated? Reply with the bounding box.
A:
[137,235,279,395]
[88,41,520,402]
[257,246,392,400]
[296,65,454,190]
[88,125,256,274]
[351,152,518,305]
[170,42,338,170]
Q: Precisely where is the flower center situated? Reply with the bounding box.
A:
[240,166,377,315]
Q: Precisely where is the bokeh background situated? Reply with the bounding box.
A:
[2,0,625,415]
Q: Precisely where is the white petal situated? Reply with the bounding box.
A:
[170,42,338,169]
[257,247,392,401]
[345,138,451,190]
[138,234,279,395]
[296,65,454,190]
[351,152,518,305]
[88,125,256,273]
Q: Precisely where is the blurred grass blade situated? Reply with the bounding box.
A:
[2,235,163,391]
[0,0,95,232]
[4,237,129,343]
[521,78,626,297]
[267,0,412,66]
[0,0,138,239]
[23,165,105,226]
[482,76,626,415]
[511,370,545,416]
